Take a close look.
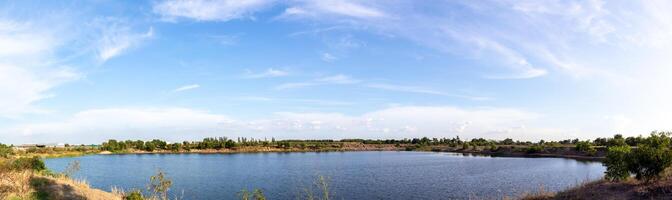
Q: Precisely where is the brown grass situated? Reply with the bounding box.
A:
[520,176,672,200]
[0,171,123,200]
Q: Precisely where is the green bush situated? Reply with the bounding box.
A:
[526,145,543,154]
[604,145,631,181]
[628,144,672,182]
[125,190,145,200]
[603,132,672,182]
[12,157,46,171]
[0,143,13,158]
[575,141,593,152]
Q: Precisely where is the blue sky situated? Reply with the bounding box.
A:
[2,0,672,144]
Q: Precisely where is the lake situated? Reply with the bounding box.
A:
[45,151,604,199]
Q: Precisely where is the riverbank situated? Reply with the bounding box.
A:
[0,157,123,200]
[34,143,607,163]
[523,176,672,200]
[99,142,407,155]
[438,145,606,161]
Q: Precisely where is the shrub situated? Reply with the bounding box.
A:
[148,169,172,200]
[0,143,13,158]
[11,157,46,171]
[575,141,593,152]
[125,190,145,200]
[526,145,543,154]
[604,145,631,181]
[627,144,672,182]
[489,143,498,151]
[238,189,266,200]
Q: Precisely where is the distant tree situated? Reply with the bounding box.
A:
[593,138,608,146]
[607,134,627,147]
[575,141,596,155]
[501,138,514,145]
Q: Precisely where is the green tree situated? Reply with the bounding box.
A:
[604,145,631,181]
[607,134,627,147]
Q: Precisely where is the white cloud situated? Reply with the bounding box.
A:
[97,23,154,62]
[367,83,491,101]
[9,108,230,143]
[276,74,359,89]
[6,105,542,143]
[243,68,289,79]
[281,1,386,19]
[173,84,200,92]
[0,19,81,118]
[153,0,274,22]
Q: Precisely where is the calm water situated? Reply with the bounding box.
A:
[45,151,604,199]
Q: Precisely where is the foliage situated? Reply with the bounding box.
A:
[238,189,266,200]
[11,157,45,171]
[603,145,631,181]
[148,169,172,200]
[125,190,145,200]
[575,141,596,155]
[526,145,544,154]
[0,143,13,158]
[607,134,627,147]
[627,136,672,182]
[602,132,672,182]
[302,175,332,200]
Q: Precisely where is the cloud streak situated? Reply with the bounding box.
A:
[153,0,274,22]
[243,68,289,79]
[276,74,359,90]
[97,22,154,62]
[367,83,491,101]
[173,84,200,92]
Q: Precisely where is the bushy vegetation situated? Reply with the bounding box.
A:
[575,141,597,155]
[10,157,46,171]
[604,132,672,182]
[603,145,631,181]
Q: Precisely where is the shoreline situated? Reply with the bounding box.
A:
[80,145,607,162]
[444,149,605,161]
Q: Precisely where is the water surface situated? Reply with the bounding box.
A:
[46,151,604,199]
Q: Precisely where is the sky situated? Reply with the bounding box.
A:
[2,0,672,144]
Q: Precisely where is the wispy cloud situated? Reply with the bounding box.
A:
[0,18,81,118]
[237,96,353,106]
[321,52,337,62]
[243,68,289,79]
[280,1,387,19]
[153,0,274,22]
[97,22,154,62]
[276,74,359,90]
[367,83,491,101]
[173,84,201,92]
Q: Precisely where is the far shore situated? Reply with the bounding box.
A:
[82,144,607,162]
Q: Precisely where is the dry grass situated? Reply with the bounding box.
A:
[0,170,123,200]
[519,176,672,200]
[0,171,33,199]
